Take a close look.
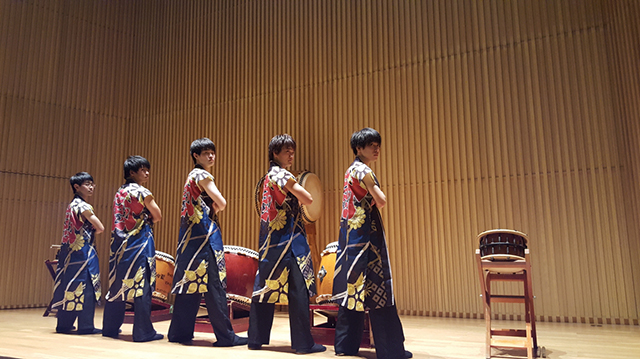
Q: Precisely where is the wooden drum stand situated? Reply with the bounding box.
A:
[475,229,545,359]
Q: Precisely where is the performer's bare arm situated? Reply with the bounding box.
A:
[82,210,105,234]
[200,177,227,212]
[362,173,386,209]
[285,178,313,205]
[144,196,163,223]
[212,201,222,213]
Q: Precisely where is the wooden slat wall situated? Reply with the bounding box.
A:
[0,1,136,308]
[605,0,640,325]
[1,0,639,326]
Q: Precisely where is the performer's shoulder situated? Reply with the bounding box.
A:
[268,166,294,180]
[69,196,83,207]
[124,182,152,198]
[190,167,214,183]
[69,196,92,211]
[266,166,295,191]
[350,162,372,180]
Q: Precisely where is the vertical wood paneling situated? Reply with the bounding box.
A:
[0,0,135,309]
[2,0,639,326]
[605,0,640,325]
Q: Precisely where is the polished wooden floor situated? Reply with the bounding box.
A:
[0,308,638,359]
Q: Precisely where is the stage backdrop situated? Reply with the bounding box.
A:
[1,0,639,326]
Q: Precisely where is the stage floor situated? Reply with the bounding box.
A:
[0,308,638,359]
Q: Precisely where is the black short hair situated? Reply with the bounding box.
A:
[69,172,94,194]
[190,138,216,164]
[268,134,296,161]
[123,155,151,180]
[350,127,382,155]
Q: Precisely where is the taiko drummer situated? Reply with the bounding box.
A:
[247,134,326,354]
[332,128,412,359]
[103,156,163,342]
[51,172,105,335]
[168,138,248,347]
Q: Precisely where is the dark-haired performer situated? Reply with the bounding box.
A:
[247,134,326,354]
[102,155,164,342]
[168,138,248,346]
[52,172,105,334]
[333,128,412,359]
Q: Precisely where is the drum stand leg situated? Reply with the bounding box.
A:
[43,259,58,317]
[227,301,250,333]
[525,265,538,351]
[476,252,491,358]
[308,304,373,348]
[485,279,492,359]
[123,298,172,323]
[476,251,539,359]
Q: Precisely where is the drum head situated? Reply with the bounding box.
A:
[477,229,528,241]
[254,175,266,217]
[298,171,322,223]
[155,250,175,264]
[224,245,259,260]
[321,241,339,256]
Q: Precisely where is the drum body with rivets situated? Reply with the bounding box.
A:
[153,250,175,302]
[478,229,528,261]
[224,245,259,307]
[315,241,338,304]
